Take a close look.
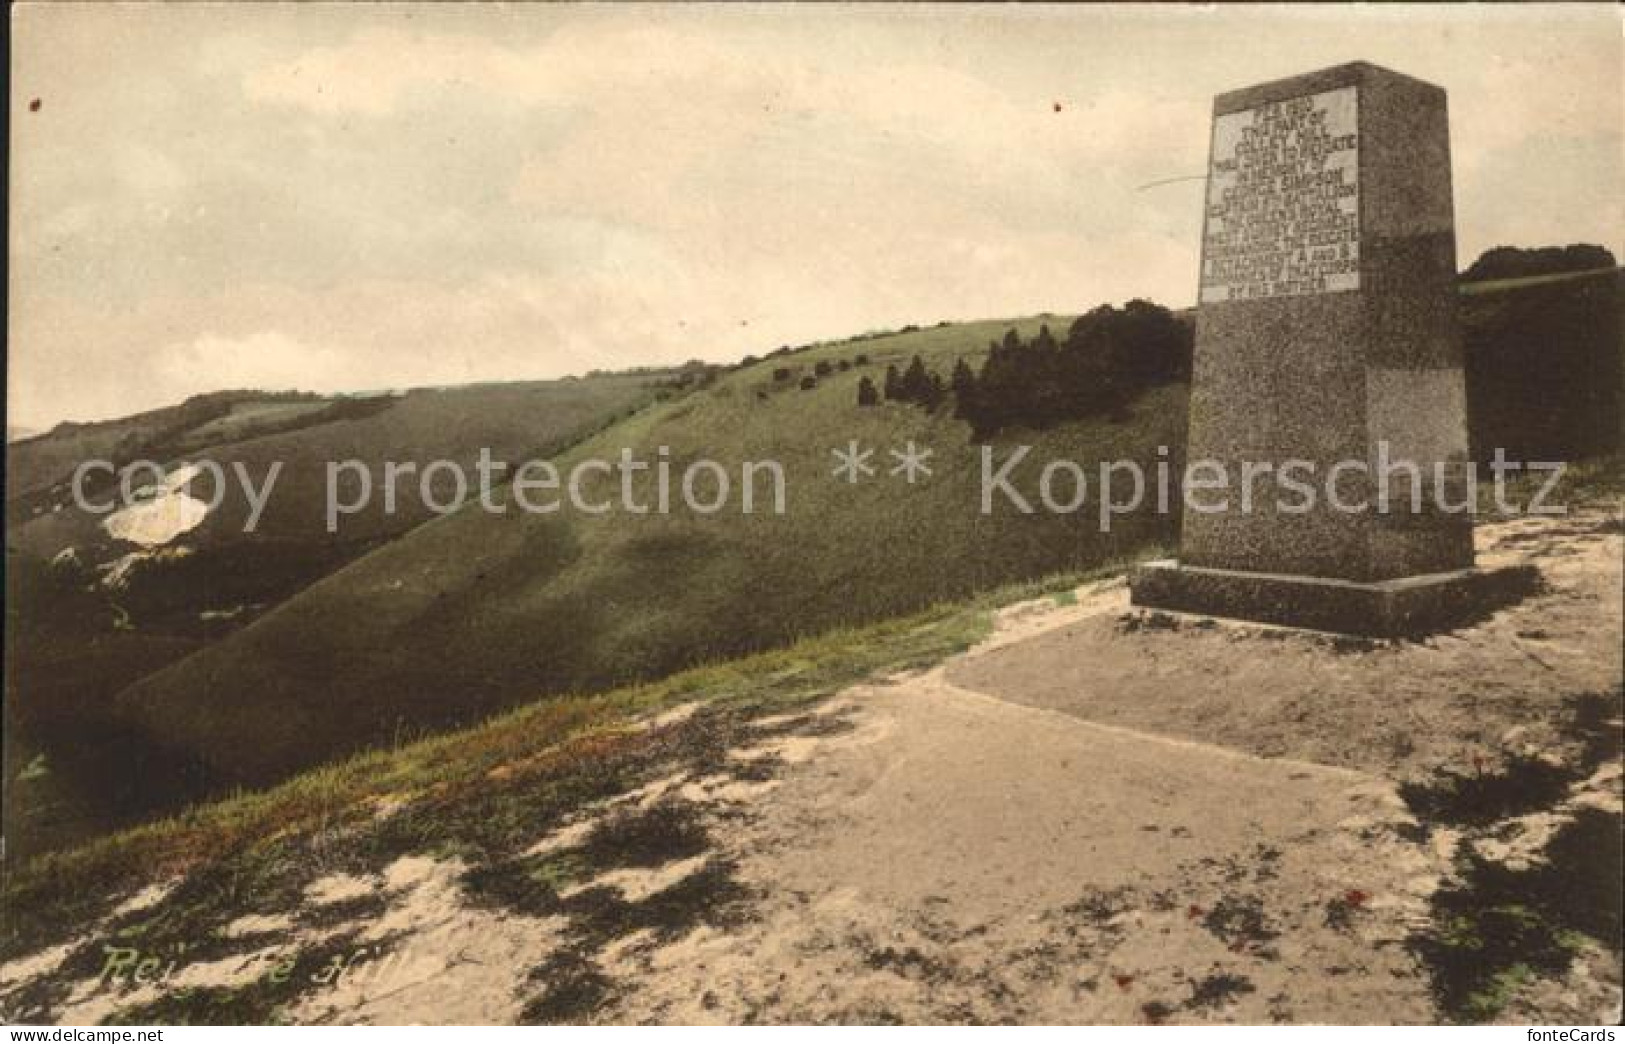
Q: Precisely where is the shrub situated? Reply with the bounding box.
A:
[926,300,1193,437]
[1462,244,1616,284]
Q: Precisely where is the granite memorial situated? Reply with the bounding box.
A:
[1131,62,1536,636]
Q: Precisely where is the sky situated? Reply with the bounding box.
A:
[9,3,1621,431]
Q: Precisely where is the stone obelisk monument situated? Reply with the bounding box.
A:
[1131,62,1533,636]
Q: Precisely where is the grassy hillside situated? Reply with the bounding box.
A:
[1462,267,1622,463]
[5,375,669,855]
[10,270,1620,855]
[103,316,1185,800]
[9,376,665,558]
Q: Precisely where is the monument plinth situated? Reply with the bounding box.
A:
[1131,62,1535,637]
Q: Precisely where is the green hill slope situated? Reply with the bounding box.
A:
[5,375,668,854]
[9,376,664,559]
[1462,267,1623,462]
[106,316,1186,795]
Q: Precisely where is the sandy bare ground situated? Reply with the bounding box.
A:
[602,681,1437,1023]
[949,515,1623,783]
[593,508,1624,1024]
[7,508,1620,1024]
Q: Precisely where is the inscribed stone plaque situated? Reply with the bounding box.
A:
[1200,86,1360,303]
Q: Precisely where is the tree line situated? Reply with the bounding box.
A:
[857,300,1192,438]
[1460,244,1616,284]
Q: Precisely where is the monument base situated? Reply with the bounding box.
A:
[1129,560,1539,639]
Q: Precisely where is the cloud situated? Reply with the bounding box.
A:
[240,22,747,118]
[8,4,1620,430]
[154,331,356,395]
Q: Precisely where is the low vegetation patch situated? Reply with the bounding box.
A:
[1413,808,1621,1023]
[1406,685,1622,1022]
[1186,972,1256,1010]
[1398,755,1579,829]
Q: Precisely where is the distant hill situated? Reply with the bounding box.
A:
[9,379,667,551]
[4,374,671,853]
